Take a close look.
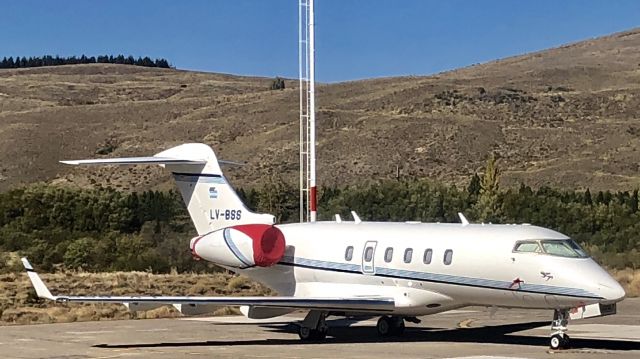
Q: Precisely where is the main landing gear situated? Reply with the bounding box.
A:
[297,312,409,341]
[549,309,571,350]
[298,310,328,341]
[376,315,405,337]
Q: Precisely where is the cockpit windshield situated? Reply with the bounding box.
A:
[514,241,542,253]
[513,239,589,258]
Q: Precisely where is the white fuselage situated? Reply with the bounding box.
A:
[233,222,625,316]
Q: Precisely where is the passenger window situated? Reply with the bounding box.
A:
[423,248,433,264]
[364,247,374,261]
[345,246,354,261]
[384,247,393,263]
[443,249,453,265]
[404,248,413,263]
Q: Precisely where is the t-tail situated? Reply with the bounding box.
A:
[62,143,275,235]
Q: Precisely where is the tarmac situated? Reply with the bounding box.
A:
[1,299,639,359]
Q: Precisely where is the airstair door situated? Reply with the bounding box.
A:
[362,241,377,274]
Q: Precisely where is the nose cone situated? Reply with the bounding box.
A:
[599,278,626,304]
[576,258,626,304]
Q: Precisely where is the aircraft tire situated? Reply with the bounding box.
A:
[377,316,392,336]
[313,328,327,340]
[299,326,313,341]
[391,317,405,336]
[550,334,564,350]
[298,325,327,341]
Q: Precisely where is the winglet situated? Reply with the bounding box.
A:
[21,258,56,300]
[458,212,470,226]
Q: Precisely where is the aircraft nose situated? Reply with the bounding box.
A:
[599,278,626,303]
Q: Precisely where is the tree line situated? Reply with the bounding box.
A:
[0,159,638,273]
[0,55,171,69]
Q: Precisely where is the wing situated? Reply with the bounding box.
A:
[21,258,394,313]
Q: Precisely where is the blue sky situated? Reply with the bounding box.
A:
[1,0,638,82]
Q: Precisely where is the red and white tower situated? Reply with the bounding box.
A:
[299,0,317,222]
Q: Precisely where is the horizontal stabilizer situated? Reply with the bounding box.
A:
[21,258,395,313]
[60,157,206,166]
[59,143,259,235]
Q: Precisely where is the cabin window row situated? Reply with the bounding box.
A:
[388,247,453,265]
[344,246,453,265]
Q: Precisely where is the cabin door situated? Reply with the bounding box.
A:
[361,241,377,274]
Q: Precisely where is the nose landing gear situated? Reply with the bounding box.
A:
[549,309,571,350]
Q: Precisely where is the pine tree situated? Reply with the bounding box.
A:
[467,173,481,197]
[139,57,153,67]
[270,77,285,90]
[584,188,592,206]
[155,58,170,68]
[473,154,500,222]
[435,192,445,222]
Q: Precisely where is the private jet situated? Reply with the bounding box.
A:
[22,143,625,349]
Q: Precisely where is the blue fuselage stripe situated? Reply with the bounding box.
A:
[223,228,253,267]
[277,258,602,300]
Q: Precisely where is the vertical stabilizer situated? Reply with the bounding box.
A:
[158,144,275,234]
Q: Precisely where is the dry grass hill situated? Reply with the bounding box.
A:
[2,28,640,192]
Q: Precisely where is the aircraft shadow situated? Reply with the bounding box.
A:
[94,320,640,351]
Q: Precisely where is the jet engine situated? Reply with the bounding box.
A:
[190,224,286,268]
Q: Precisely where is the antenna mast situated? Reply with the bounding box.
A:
[299,0,317,222]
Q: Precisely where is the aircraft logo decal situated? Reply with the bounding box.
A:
[209,187,218,199]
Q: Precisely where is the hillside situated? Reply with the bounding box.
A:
[1,28,640,192]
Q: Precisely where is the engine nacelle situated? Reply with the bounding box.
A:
[190,224,286,268]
